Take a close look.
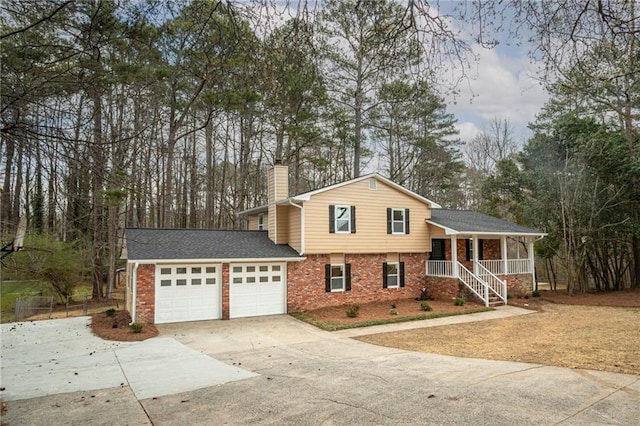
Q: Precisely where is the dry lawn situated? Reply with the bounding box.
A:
[356,292,640,376]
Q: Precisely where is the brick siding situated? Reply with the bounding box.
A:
[134,264,155,324]
[287,253,428,312]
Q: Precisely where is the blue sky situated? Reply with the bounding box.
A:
[438,3,550,147]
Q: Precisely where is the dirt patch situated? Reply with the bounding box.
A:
[356,289,640,376]
[90,310,158,342]
[538,287,640,307]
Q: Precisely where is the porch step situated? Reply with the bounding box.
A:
[488,296,505,306]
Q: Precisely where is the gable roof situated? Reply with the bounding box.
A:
[290,173,441,207]
[238,172,440,216]
[123,228,302,261]
[427,209,545,236]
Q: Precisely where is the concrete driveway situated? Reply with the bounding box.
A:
[2,311,639,425]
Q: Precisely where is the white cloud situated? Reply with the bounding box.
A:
[446,45,549,144]
[455,121,481,142]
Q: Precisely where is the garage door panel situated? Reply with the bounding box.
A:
[230,264,286,319]
[154,264,221,324]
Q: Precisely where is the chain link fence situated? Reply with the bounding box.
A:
[14,296,54,321]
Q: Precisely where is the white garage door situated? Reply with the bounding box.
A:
[155,265,221,323]
[229,263,286,318]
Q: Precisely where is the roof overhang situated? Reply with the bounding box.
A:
[426,219,547,238]
[238,205,268,216]
[126,256,307,264]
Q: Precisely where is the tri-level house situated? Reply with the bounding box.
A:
[123,163,545,324]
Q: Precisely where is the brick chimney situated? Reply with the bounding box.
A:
[267,160,289,243]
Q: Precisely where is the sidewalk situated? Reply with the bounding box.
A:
[332,305,536,338]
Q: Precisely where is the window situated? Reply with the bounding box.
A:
[258,213,264,230]
[369,178,377,190]
[329,205,356,234]
[387,208,410,234]
[383,262,405,288]
[430,239,446,260]
[325,263,352,292]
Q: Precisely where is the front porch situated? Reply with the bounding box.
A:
[425,235,538,307]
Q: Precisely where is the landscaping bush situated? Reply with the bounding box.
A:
[105,308,116,317]
[454,297,465,306]
[389,308,398,315]
[532,290,541,297]
[130,323,144,333]
[420,302,432,311]
[346,305,360,318]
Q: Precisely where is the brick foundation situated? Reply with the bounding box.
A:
[287,253,428,312]
[426,273,534,303]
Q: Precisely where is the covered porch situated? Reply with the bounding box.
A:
[425,209,546,306]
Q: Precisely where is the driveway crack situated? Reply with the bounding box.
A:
[114,349,154,425]
[318,398,394,420]
[553,375,640,425]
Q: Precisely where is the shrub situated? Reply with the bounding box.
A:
[105,308,116,317]
[420,302,432,311]
[130,323,144,333]
[454,297,465,306]
[507,292,514,299]
[532,290,541,297]
[346,305,360,318]
[389,308,398,315]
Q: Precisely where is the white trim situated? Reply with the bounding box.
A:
[385,262,400,288]
[329,263,346,292]
[132,257,307,264]
[390,208,406,234]
[451,235,458,278]
[130,261,138,323]
[334,205,352,233]
[425,219,546,237]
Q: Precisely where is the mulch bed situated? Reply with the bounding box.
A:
[90,310,158,342]
[298,297,486,326]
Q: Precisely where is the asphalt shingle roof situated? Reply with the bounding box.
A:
[123,228,301,261]
[428,209,544,235]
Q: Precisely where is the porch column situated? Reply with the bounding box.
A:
[528,237,537,292]
[501,235,508,275]
[451,235,458,278]
[472,234,479,275]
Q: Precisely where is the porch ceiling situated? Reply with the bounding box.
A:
[426,209,545,237]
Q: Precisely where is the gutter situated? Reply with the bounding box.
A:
[130,261,138,324]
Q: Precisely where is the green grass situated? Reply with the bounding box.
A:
[0,281,51,323]
[290,307,494,331]
[0,281,92,323]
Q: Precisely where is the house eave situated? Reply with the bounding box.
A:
[126,256,307,264]
[426,219,547,237]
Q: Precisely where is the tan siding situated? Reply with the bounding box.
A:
[287,206,302,253]
[304,179,431,254]
[276,205,289,243]
[246,212,268,231]
[428,224,446,237]
[268,168,276,241]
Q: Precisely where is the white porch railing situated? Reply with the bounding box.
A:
[476,262,507,303]
[426,260,453,277]
[507,259,531,274]
[457,263,488,306]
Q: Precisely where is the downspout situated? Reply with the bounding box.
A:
[288,200,304,255]
[130,262,138,324]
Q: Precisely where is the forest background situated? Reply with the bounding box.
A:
[1,0,638,300]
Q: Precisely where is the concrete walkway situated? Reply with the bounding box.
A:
[334,304,535,337]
